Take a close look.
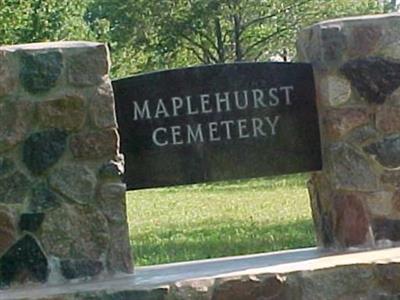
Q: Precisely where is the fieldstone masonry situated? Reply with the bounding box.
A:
[2,14,400,300]
[297,14,400,249]
[0,41,133,288]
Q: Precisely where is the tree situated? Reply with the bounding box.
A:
[86,0,381,77]
[381,0,399,11]
[0,0,95,45]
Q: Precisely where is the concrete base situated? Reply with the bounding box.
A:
[1,247,400,299]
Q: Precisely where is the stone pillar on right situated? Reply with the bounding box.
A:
[297,14,400,250]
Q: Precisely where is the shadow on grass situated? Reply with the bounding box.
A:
[149,173,309,193]
[131,218,315,266]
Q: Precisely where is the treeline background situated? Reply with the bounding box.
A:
[0,0,397,78]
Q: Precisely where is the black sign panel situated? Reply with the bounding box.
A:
[113,62,321,190]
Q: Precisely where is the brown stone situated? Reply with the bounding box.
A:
[171,279,215,300]
[0,209,17,256]
[40,203,109,260]
[333,193,370,247]
[89,82,117,129]
[376,106,400,133]
[349,25,382,57]
[212,275,286,300]
[67,45,109,86]
[70,129,119,159]
[376,264,400,294]
[0,101,33,152]
[393,190,400,213]
[37,95,86,131]
[324,108,369,140]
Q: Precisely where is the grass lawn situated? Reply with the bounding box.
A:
[126,174,316,266]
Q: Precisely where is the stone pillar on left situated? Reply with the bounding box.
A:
[0,41,133,288]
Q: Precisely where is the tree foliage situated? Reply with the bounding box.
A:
[86,0,382,77]
[0,0,386,78]
[0,0,94,45]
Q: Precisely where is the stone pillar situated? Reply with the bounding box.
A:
[0,42,133,288]
[297,14,400,250]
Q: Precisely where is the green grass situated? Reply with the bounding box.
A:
[126,174,316,266]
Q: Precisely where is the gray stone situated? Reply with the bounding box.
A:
[320,75,351,107]
[296,27,320,63]
[0,234,48,287]
[0,171,30,204]
[0,52,17,97]
[89,82,117,129]
[373,218,400,242]
[348,126,379,146]
[379,41,400,61]
[298,265,376,300]
[19,51,63,94]
[330,143,378,191]
[67,46,108,86]
[23,129,68,175]
[381,170,400,188]
[29,182,61,212]
[98,183,126,223]
[37,95,86,132]
[321,25,346,66]
[49,165,96,204]
[0,101,33,152]
[98,159,124,180]
[340,57,400,104]
[77,289,168,300]
[106,223,133,274]
[364,135,400,169]
[40,203,109,260]
[365,192,394,217]
[0,157,15,178]
[388,87,400,106]
[19,213,45,232]
[60,259,103,280]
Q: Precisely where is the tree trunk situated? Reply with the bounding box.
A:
[233,14,243,61]
[214,17,225,63]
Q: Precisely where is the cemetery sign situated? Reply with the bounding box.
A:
[113,62,321,189]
